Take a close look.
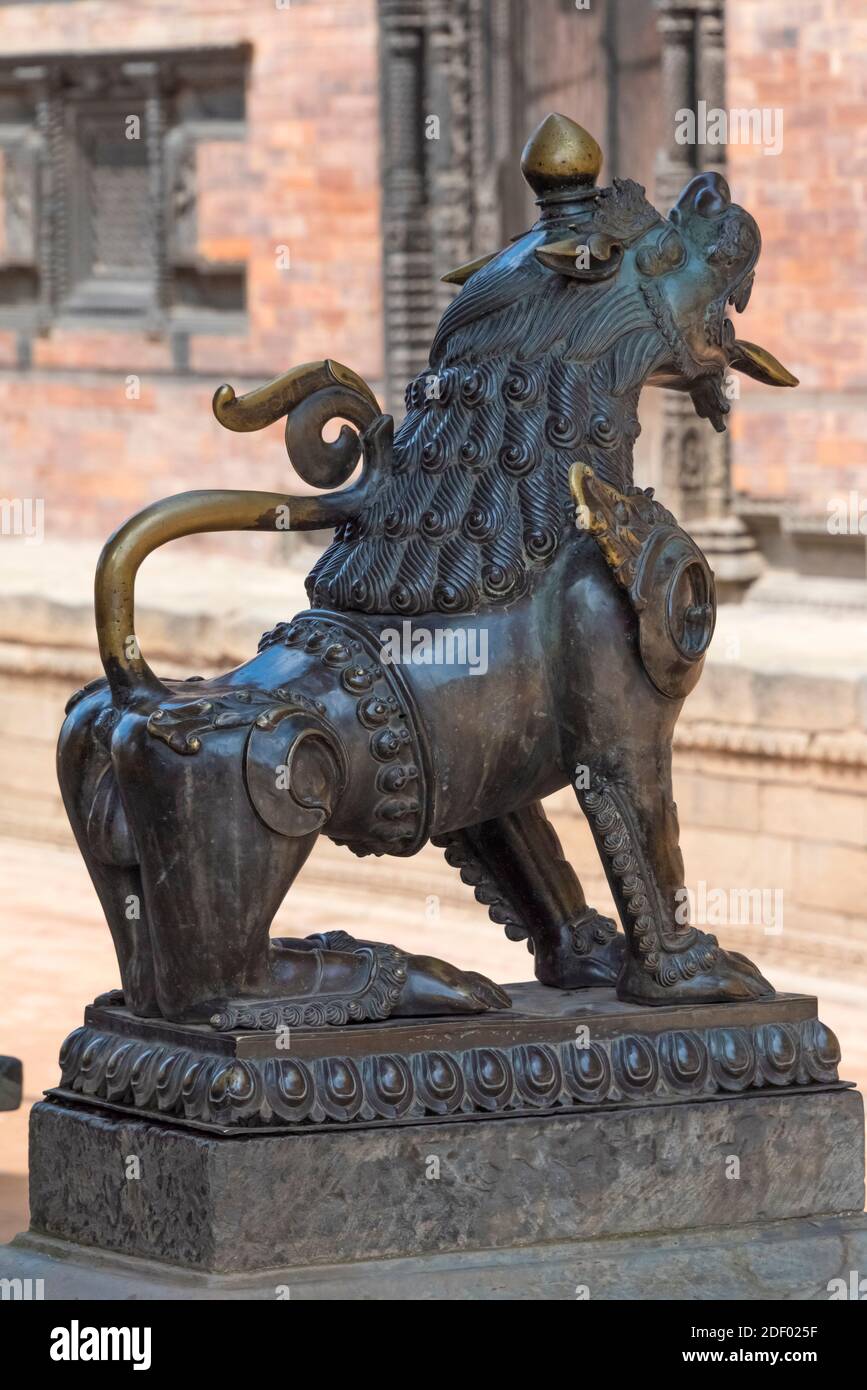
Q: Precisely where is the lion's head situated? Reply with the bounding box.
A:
[308,115,795,617]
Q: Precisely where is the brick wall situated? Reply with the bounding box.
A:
[0,0,383,552]
[727,0,867,513]
[2,1,866,546]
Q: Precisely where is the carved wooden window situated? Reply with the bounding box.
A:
[0,46,248,336]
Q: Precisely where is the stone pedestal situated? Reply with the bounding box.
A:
[6,984,867,1299]
[0,1054,22,1110]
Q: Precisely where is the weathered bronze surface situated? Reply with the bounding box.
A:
[51,987,842,1135]
[58,114,798,1035]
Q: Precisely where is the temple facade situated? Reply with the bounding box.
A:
[0,6,865,1230]
[0,0,863,584]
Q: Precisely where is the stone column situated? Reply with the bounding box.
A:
[692,0,762,594]
[33,64,65,323]
[654,2,699,514]
[378,1,435,410]
[654,1,696,213]
[426,0,474,326]
[136,62,167,335]
[378,0,518,412]
[654,0,761,599]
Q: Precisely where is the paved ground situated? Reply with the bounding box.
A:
[2,832,865,1244]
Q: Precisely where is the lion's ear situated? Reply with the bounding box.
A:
[441,252,498,285]
[535,233,623,281]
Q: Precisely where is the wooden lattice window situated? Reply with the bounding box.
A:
[0,45,249,338]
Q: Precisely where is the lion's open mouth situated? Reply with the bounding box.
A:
[704,222,758,351]
[704,297,734,351]
[668,173,762,358]
[705,272,753,352]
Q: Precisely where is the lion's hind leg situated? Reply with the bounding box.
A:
[108,692,509,1028]
[57,681,160,1016]
[108,705,334,1025]
[435,801,624,988]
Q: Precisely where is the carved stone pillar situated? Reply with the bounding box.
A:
[653,0,760,598]
[654,2,699,523]
[136,62,167,333]
[426,0,474,327]
[693,1,727,525]
[468,0,503,251]
[32,66,61,330]
[654,2,695,217]
[378,0,520,411]
[379,1,435,409]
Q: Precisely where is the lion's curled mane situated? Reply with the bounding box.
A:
[307,199,673,617]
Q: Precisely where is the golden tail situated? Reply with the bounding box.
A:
[95,363,389,705]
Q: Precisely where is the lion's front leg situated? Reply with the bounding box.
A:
[435,801,624,988]
[576,738,774,1006]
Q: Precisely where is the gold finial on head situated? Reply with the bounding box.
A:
[521,113,603,201]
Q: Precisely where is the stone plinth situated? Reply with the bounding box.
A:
[3,981,865,1298]
[0,1055,21,1111]
[25,1085,865,1277]
[51,984,843,1133]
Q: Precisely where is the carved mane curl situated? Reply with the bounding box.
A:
[307,205,672,617]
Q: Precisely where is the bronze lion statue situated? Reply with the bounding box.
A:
[57,115,796,1029]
